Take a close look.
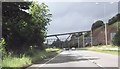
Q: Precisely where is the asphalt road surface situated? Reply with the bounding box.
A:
[26,50,118,69]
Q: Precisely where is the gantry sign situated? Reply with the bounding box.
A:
[46,31,90,38]
[45,30,91,48]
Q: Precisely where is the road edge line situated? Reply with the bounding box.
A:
[39,51,62,67]
[88,59,106,69]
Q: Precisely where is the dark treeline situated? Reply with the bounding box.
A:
[2,2,52,54]
[92,13,120,30]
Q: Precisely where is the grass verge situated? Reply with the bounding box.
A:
[2,48,61,68]
[80,45,119,55]
[2,55,31,67]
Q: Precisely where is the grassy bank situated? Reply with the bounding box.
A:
[81,45,119,55]
[2,48,61,68]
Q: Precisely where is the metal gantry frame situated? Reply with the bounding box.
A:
[45,31,90,48]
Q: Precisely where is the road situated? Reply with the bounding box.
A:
[26,50,118,69]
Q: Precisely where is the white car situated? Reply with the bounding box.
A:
[71,47,75,50]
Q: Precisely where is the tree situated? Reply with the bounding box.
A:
[2,2,32,53]
[28,2,52,50]
[113,30,120,46]
[116,13,120,21]
[91,20,104,30]
[2,2,52,54]
[108,13,120,25]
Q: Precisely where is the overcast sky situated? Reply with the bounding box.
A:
[37,1,119,40]
[44,2,118,35]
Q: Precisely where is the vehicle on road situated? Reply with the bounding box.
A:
[71,47,75,50]
[63,48,70,50]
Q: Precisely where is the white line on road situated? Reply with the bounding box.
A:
[88,59,106,69]
[39,52,61,67]
[78,51,105,69]
[29,50,108,68]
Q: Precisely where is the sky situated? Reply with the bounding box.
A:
[35,0,119,40]
[45,2,118,35]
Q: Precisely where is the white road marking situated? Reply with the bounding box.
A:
[39,52,61,67]
[29,50,111,68]
[87,58,106,69]
[75,50,105,69]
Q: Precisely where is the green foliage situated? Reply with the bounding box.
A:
[84,32,90,37]
[85,45,118,55]
[92,20,104,30]
[2,48,60,67]
[0,38,7,57]
[2,2,52,54]
[2,2,32,54]
[2,54,31,67]
[51,39,64,48]
[27,2,52,50]
[0,38,5,51]
[108,13,120,25]
[31,48,60,63]
[113,30,120,46]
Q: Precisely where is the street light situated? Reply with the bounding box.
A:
[104,3,108,45]
[117,21,119,32]
[47,39,49,48]
[103,24,108,45]
[91,29,93,46]
[78,36,80,48]
[82,32,85,48]
[95,2,108,45]
[75,33,80,48]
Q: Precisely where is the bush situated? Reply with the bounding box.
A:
[92,20,104,30]
[0,38,7,57]
[113,30,120,46]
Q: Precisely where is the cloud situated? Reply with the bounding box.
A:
[45,2,118,36]
[37,0,119,2]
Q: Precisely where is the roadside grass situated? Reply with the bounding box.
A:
[2,48,61,68]
[32,48,61,63]
[2,55,31,67]
[80,45,119,55]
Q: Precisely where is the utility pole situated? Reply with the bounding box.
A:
[117,21,119,32]
[47,39,49,48]
[104,3,108,45]
[78,36,80,48]
[105,23,108,45]
[91,30,93,46]
[75,33,80,48]
[82,32,85,48]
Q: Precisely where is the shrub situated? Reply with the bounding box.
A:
[92,20,104,30]
[113,30,120,46]
[0,38,7,57]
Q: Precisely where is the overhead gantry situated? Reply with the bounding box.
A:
[45,30,91,48]
[46,30,91,40]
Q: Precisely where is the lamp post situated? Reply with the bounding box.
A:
[82,32,85,48]
[117,21,119,32]
[75,33,80,48]
[95,2,108,45]
[47,39,49,48]
[91,29,93,46]
[78,36,80,48]
[103,3,108,45]
[105,23,108,45]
